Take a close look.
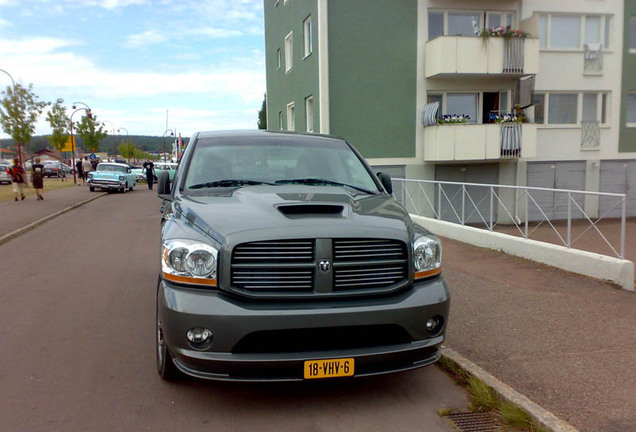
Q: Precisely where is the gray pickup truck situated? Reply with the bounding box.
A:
[156,130,449,382]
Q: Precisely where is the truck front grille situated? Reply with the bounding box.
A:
[230,238,408,297]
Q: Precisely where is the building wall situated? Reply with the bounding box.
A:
[327,0,417,159]
[264,0,320,132]
[521,0,631,161]
[620,0,636,152]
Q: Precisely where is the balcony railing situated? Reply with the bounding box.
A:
[425,36,539,78]
[583,44,603,75]
[423,123,537,162]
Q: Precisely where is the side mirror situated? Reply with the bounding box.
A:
[376,172,393,195]
[157,171,171,198]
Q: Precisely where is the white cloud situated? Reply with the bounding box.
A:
[124,29,168,48]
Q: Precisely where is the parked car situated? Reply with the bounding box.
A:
[87,162,137,192]
[154,162,177,181]
[130,165,146,182]
[0,163,11,184]
[155,130,448,382]
[43,161,73,177]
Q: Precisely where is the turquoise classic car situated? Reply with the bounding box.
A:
[154,162,178,181]
[87,162,137,192]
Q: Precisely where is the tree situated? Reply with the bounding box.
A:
[75,114,106,153]
[257,93,267,129]
[118,139,136,162]
[0,82,49,163]
[45,98,71,153]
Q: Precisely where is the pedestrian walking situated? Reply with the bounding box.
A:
[8,157,26,201]
[76,159,84,185]
[32,157,45,200]
[82,157,92,182]
[145,160,155,190]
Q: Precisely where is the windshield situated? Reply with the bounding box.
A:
[97,164,127,173]
[183,136,380,193]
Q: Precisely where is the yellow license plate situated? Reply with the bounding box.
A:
[304,358,354,379]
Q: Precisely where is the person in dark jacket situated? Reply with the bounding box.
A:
[145,160,155,190]
[76,159,84,185]
[32,157,45,200]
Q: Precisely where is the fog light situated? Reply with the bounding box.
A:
[426,316,444,335]
[186,327,213,344]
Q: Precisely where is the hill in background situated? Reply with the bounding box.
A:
[0,135,186,156]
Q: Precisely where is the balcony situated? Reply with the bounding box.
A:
[425,36,539,78]
[423,123,537,162]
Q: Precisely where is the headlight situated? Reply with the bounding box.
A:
[413,234,442,280]
[87,173,93,179]
[162,240,218,287]
[119,175,125,181]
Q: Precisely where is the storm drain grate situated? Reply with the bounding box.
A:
[447,412,498,432]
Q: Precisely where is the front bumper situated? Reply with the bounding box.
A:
[88,180,125,190]
[158,277,450,382]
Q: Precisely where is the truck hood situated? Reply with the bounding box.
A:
[172,185,412,244]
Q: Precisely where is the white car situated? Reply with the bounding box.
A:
[0,163,12,184]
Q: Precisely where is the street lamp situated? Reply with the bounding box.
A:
[162,129,174,162]
[118,127,130,162]
[70,102,93,184]
[101,120,116,160]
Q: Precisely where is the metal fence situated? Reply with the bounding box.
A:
[392,178,627,259]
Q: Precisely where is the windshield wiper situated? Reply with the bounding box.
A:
[189,179,273,189]
[275,178,376,195]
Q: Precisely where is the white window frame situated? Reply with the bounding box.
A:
[305,95,314,132]
[539,14,611,51]
[286,102,295,131]
[284,31,293,72]
[532,91,610,127]
[630,16,636,53]
[303,16,313,58]
[626,92,636,127]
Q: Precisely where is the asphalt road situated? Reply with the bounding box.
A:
[0,188,469,432]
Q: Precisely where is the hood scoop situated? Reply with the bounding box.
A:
[276,203,347,218]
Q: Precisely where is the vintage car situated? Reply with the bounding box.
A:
[0,163,12,184]
[155,162,177,181]
[87,162,137,192]
[155,130,448,382]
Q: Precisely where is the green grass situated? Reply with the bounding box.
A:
[437,356,550,432]
[0,178,76,202]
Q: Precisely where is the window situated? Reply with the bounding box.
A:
[303,16,312,57]
[276,48,281,69]
[550,16,580,49]
[630,17,636,51]
[582,93,597,122]
[447,93,478,123]
[428,10,516,40]
[548,94,578,124]
[286,102,295,131]
[533,92,609,125]
[447,12,481,37]
[627,93,636,125]
[278,111,283,130]
[532,93,545,124]
[539,14,611,50]
[486,12,512,29]
[284,31,293,72]
[305,96,314,132]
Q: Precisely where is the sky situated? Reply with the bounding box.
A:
[0,0,266,140]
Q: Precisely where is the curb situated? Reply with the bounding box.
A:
[0,192,107,246]
[441,348,579,432]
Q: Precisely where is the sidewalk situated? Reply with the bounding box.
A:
[0,185,104,243]
[0,185,633,432]
[442,236,636,432]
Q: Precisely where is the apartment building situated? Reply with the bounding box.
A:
[263,0,636,218]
